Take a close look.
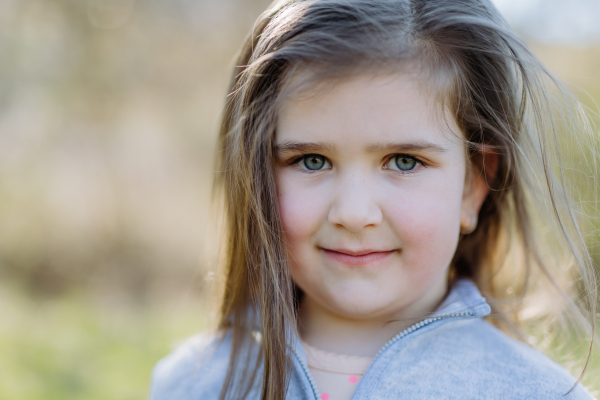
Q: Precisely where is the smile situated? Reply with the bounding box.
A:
[321,248,397,266]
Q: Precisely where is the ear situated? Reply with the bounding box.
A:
[460,150,498,234]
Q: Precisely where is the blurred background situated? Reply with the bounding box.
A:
[0,0,598,399]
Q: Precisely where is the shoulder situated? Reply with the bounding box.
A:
[386,318,593,399]
[149,331,232,400]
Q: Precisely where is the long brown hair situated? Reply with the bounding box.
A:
[213,1,598,399]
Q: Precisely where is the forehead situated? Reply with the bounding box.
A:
[276,72,462,149]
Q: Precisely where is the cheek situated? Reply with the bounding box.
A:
[385,179,464,270]
[276,174,326,252]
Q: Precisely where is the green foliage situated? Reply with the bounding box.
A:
[0,287,208,400]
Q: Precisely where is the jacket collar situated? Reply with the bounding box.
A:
[432,278,491,318]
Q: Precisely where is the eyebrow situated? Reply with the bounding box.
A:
[274,141,447,154]
[274,141,334,154]
[366,142,448,153]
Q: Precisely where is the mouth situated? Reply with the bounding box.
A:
[321,248,397,266]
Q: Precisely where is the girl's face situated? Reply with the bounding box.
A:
[275,73,487,322]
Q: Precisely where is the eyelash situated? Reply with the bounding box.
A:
[384,154,425,173]
[288,154,331,173]
[288,153,426,174]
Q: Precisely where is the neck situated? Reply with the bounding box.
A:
[297,278,448,357]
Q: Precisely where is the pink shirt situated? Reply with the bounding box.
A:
[301,340,374,400]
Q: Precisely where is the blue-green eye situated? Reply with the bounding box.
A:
[300,154,328,171]
[393,155,418,171]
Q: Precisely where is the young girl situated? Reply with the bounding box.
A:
[151,0,598,399]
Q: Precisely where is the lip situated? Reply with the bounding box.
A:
[321,248,397,266]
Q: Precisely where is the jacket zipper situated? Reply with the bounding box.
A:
[290,309,476,400]
[370,310,475,360]
[290,347,322,400]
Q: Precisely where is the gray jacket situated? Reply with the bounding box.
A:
[150,280,593,399]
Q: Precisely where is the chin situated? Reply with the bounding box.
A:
[325,295,393,319]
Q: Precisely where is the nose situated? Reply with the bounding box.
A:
[327,173,383,233]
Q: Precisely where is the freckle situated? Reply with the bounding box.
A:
[321,393,330,400]
[349,375,358,383]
